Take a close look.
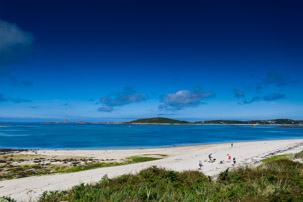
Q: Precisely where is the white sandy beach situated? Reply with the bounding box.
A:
[1,139,303,201]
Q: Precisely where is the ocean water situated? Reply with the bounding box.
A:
[0,124,302,149]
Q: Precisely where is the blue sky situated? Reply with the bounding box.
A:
[0,0,303,122]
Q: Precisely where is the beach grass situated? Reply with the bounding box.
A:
[261,153,294,163]
[294,150,303,159]
[0,196,15,202]
[0,155,162,181]
[126,156,161,163]
[31,151,303,202]
[143,154,168,157]
[55,156,161,173]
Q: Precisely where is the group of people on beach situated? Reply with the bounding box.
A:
[198,143,236,170]
[218,154,236,164]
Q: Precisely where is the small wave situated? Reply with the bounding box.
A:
[0,129,25,132]
[0,133,29,137]
[23,125,40,128]
[268,131,283,133]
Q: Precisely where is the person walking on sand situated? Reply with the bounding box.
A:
[233,157,236,164]
[199,160,203,170]
[228,154,231,161]
[231,143,233,147]
[209,153,212,161]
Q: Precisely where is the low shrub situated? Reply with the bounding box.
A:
[36,158,303,202]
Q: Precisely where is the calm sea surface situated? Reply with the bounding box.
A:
[0,124,302,149]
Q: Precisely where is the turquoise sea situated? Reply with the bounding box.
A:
[0,124,302,149]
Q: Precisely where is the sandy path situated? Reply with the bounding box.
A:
[1,139,303,201]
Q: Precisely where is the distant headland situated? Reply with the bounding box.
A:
[37,117,303,125]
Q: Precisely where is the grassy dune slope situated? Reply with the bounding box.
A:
[27,153,303,202]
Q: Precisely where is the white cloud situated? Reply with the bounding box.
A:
[159,88,215,110]
[0,19,34,72]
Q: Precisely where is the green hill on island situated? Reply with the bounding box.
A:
[129,117,189,124]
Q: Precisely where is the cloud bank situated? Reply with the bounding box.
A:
[263,93,286,101]
[0,19,34,73]
[159,88,215,111]
[235,71,297,105]
[242,93,286,104]
[243,96,261,104]
[98,87,148,112]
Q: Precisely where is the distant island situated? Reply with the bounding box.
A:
[37,117,303,125]
[127,117,303,125]
[193,119,303,125]
[129,117,189,124]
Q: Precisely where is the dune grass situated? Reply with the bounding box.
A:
[0,156,162,181]
[56,156,161,173]
[127,156,161,163]
[295,150,303,159]
[261,153,294,163]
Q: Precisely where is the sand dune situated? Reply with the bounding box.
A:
[1,139,303,201]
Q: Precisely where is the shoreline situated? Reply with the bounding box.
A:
[21,138,303,159]
[1,137,303,151]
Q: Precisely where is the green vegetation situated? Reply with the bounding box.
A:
[0,155,162,181]
[32,151,303,202]
[0,154,44,162]
[295,150,303,159]
[129,117,189,124]
[0,196,16,202]
[127,156,161,163]
[262,154,293,163]
[143,154,168,157]
[55,156,160,173]
[6,154,42,159]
